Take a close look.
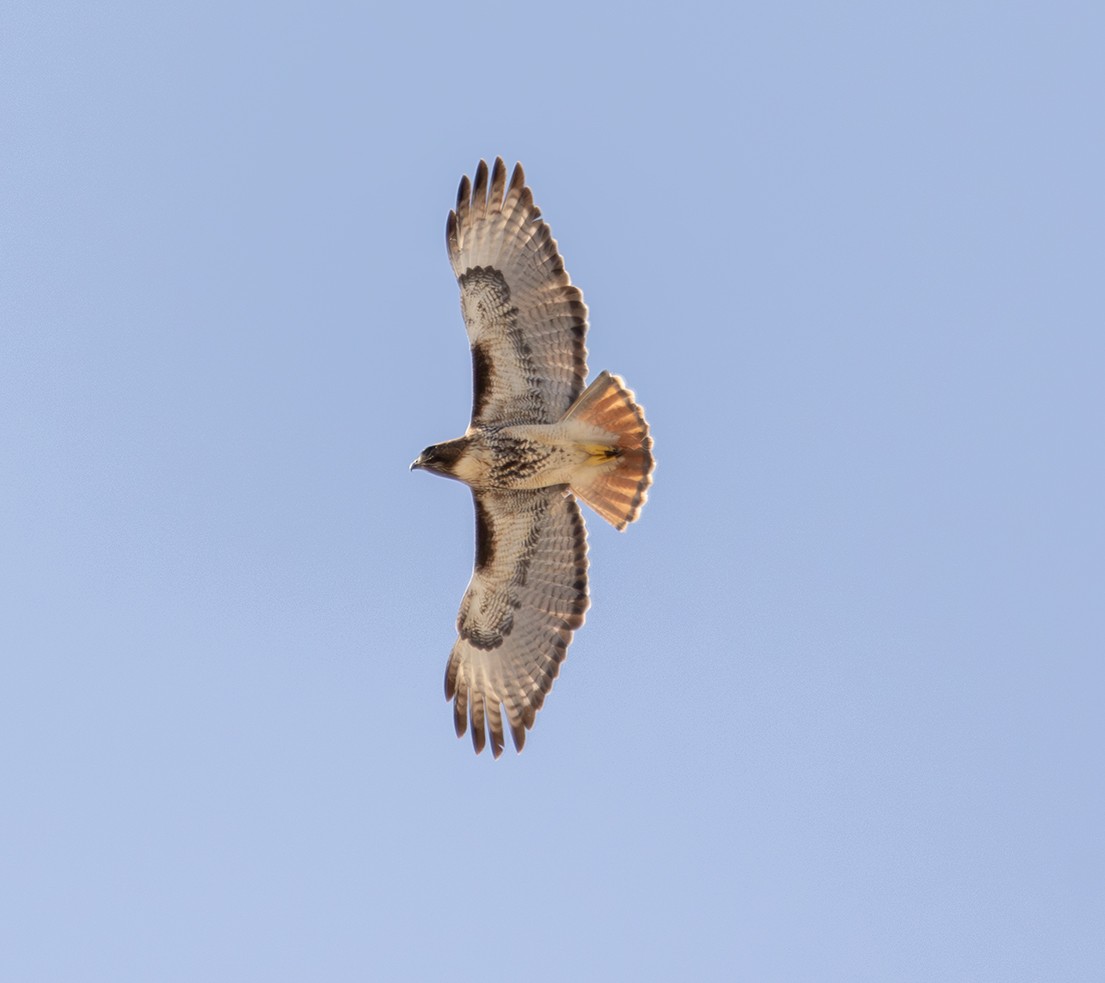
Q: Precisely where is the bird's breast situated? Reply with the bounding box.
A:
[472,424,584,490]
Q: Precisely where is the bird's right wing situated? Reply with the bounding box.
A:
[445,486,589,757]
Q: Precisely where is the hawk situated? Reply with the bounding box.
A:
[411,158,654,757]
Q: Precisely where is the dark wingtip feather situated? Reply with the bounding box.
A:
[457,174,471,210]
[446,209,458,254]
[510,719,526,753]
[509,162,525,194]
[472,159,489,204]
[488,705,505,759]
[470,701,487,755]
[445,660,468,739]
[516,186,538,221]
[490,157,507,203]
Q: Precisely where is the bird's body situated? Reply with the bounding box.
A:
[417,418,626,491]
[411,158,654,756]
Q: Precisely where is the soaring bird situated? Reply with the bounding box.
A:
[411,158,654,757]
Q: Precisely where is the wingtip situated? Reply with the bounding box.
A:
[487,705,505,758]
[446,209,458,254]
[510,719,527,753]
[490,156,507,201]
[470,696,487,755]
[472,159,489,203]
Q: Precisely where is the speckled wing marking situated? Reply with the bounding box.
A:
[447,158,589,427]
[445,487,589,757]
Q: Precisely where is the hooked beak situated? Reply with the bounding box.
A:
[409,455,423,471]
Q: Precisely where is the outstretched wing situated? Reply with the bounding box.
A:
[445,487,589,757]
[447,158,589,427]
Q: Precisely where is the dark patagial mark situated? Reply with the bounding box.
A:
[473,493,496,571]
[459,265,516,422]
[470,342,494,424]
[565,498,589,630]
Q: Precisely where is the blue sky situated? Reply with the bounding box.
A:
[3,2,1103,980]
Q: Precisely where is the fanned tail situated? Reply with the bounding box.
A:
[564,371,654,530]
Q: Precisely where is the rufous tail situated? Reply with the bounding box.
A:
[563,371,654,530]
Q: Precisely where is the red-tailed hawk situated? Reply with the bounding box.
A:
[411,158,654,757]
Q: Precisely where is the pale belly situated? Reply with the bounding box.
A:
[473,422,600,490]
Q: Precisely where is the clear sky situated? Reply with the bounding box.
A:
[3,2,1103,980]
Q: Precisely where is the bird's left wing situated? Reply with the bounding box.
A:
[445,486,589,757]
[447,158,589,427]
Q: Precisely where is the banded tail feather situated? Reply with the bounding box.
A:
[565,371,654,531]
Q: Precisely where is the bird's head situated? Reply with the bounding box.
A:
[410,440,466,479]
